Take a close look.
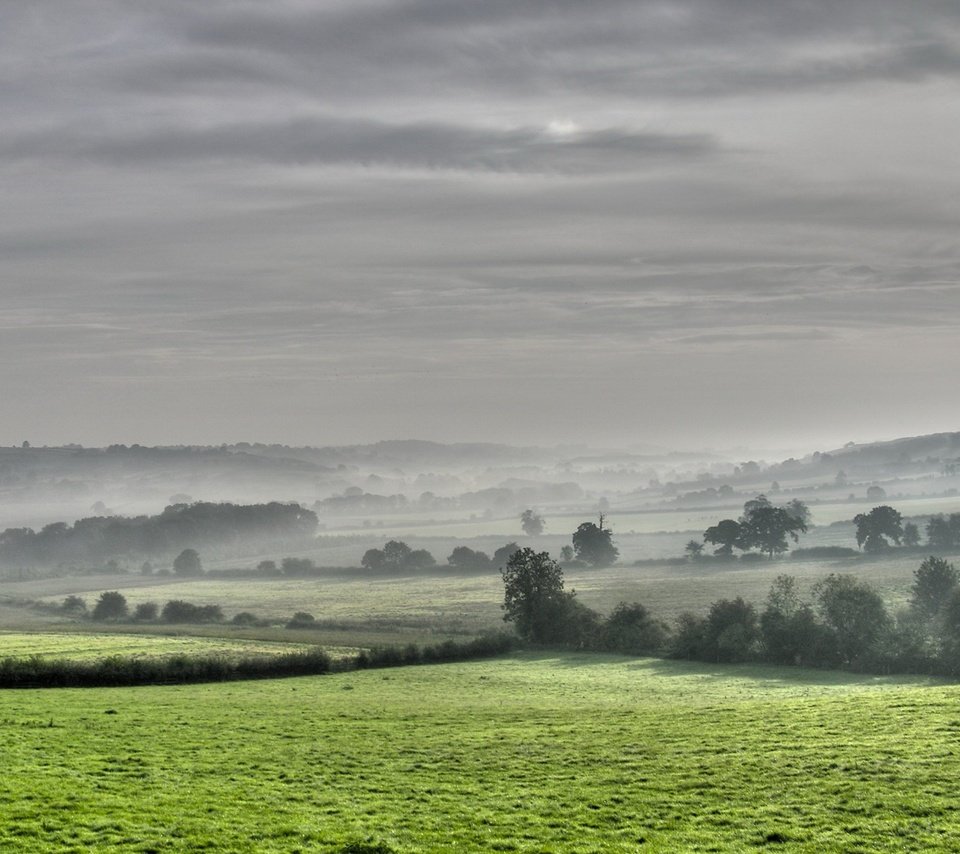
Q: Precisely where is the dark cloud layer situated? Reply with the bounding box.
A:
[1,1,958,449]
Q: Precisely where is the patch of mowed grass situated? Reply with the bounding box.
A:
[1,653,959,852]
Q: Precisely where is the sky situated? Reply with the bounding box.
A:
[2,1,959,454]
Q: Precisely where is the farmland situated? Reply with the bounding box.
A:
[9,550,935,643]
[1,652,959,851]
[0,632,321,662]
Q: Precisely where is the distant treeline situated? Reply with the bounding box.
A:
[0,634,516,689]
[0,502,318,568]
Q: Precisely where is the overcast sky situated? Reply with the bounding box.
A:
[2,1,959,453]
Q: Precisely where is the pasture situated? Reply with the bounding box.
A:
[0,632,320,662]
[16,550,936,644]
[1,652,958,851]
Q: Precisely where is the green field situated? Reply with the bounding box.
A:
[17,551,937,644]
[0,632,325,662]
[1,652,958,851]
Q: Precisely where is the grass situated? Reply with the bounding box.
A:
[12,550,941,647]
[1,652,959,851]
[0,631,337,662]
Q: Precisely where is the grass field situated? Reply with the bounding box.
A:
[1,652,958,851]
[14,550,941,646]
[0,632,326,662]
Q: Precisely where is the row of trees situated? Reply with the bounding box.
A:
[500,547,960,675]
[77,592,224,623]
[699,497,960,558]
[357,518,620,575]
[699,495,809,557]
[854,507,960,553]
[0,502,318,568]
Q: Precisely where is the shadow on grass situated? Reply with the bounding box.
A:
[507,649,947,688]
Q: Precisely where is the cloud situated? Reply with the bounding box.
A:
[0,115,717,173]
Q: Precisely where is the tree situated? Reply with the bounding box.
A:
[814,574,891,664]
[133,601,158,621]
[559,545,574,563]
[173,548,203,576]
[910,556,959,619]
[783,499,811,527]
[520,509,545,536]
[926,514,960,550]
[703,519,741,556]
[447,546,491,571]
[684,540,704,559]
[853,506,903,552]
[61,595,87,614]
[500,548,569,642]
[361,548,386,570]
[902,522,921,548]
[361,541,435,572]
[702,597,759,662]
[572,520,618,567]
[92,591,128,621]
[493,542,521,568]
[760,575,832,667]
[382,540,413,568]
[739,505,806,558]
[600,602,668,654]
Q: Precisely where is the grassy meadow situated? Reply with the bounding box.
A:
[11,550,937,645]
[0,632,328,662]
[2,652,959,852]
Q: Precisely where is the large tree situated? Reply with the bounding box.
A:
[173,548,203,576]
[814,574,891,664]
[500,548,569,641]
[910,556,959,619]
[853,506,903,552]
[572,520,618,567]
[92,591,128,621]
[703,519,742,556]
[739,505,807,558]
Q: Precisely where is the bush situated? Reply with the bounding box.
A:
[161,600,223,623]
[91,591,128,621]
[0,647,332,688]
[286,611,317,629]
[133,602,158,621]
[231,611,260,626]
[61,595,87,614]
[173,548,203,576]
[600,602,669,655]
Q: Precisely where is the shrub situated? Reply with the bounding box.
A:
[133,602,158,621]
[286,611,317,629]
[61,595,87,614]
[161,600,223,623]
[91,591,128,621]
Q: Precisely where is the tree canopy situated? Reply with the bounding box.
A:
[853,505,903,552]
[500,548,570,642]
[572,520,618,567]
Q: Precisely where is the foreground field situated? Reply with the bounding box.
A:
[1,652,959,852]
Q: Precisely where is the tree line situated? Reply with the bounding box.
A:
[0,502,318,568]
[501,547,960,676]
[695,495,960,558]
